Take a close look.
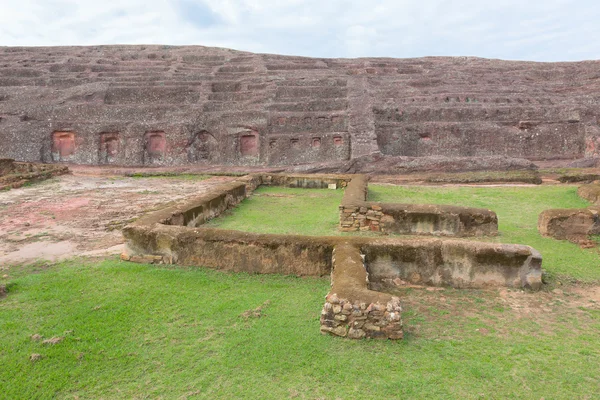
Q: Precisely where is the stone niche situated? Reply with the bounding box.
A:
[51,131,76,162]
[144,131,166,164]
[188,130,218,162]
[239,130,259,157]
[98,132,120,164]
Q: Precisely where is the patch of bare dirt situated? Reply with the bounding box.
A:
[240,300,271,320]
[395,285,600,340]
[0,168,235,265]
[42,336,64,345]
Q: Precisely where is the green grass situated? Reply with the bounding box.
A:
[206,186,344,236]
[1,258,599,399]
[369,184,600,282]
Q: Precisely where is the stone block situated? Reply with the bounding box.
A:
[348,328,366,339]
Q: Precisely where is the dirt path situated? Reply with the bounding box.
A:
[0,172,235,264]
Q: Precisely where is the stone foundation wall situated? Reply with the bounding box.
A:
[122,226,335,276]
[0,160,69,190]
[538,207,600,241]
[264,173,352,189]
[320,243,403,339]
[339,175,498,236]
[538,183,600,243]
[339,203,498,236]
[122,173,544,340]
[577,183,600,204]
[363,240,542,290]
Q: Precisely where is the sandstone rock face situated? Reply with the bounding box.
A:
[0,45,598,166]
[538,207,600,241]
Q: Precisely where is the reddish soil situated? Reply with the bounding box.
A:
[0,167,235,264]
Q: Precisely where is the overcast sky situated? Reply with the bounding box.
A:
[0,0,598,61]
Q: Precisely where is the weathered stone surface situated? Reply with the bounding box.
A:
[577,183,600,204]
[538,207,600,241]
[0,160,69,191]
[339,175,498,236]
[347,328,366,339]
[298,154,539,174]
[363,239,542,290]
[1,45,597,168]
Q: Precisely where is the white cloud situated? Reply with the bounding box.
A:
[0,0,599,61]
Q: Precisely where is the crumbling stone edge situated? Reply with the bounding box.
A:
[538,182,600,243]
[339,175,498,236]
[0,159,69,190]
[321,243,403,339]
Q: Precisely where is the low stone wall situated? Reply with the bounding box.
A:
[538,207,600,241]
[264,173,352,189]
[339,175,498,236]
[577,183,600,204]
[0,160,69,190]
[0,159,14,175]
[122,225,335,276]
[340,203,498,236]
[132,180,250,228]
[320,243,403,339]
[122,173,543,341]
[362,239,542,290]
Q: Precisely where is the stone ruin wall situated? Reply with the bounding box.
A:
[538,183,600,243]
[122,173,543,339]
[338,175,498,236]
[1,45,600,166]
[0,158,68,190]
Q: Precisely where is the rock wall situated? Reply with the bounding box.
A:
[538,183,600,243]
[339,174,498,236]
[538,207,600,242]
[320,243,403,340]
[0,159,69,190]
[577,183,600,204]
[1,45,599,166]
[123,173,542,292]
[363,240,542,290]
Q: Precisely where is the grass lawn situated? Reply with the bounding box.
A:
[205,186,344,236]
[3,183,600,398]
[1,259,599,399]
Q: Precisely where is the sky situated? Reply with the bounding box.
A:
[0,0,598,62]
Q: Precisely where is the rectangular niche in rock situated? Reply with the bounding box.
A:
[51,131,76,162]
[240,131,259,157]
[144,131,166,164]
[99,132,120,164]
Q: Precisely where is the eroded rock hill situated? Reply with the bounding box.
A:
[0,45,599,167]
